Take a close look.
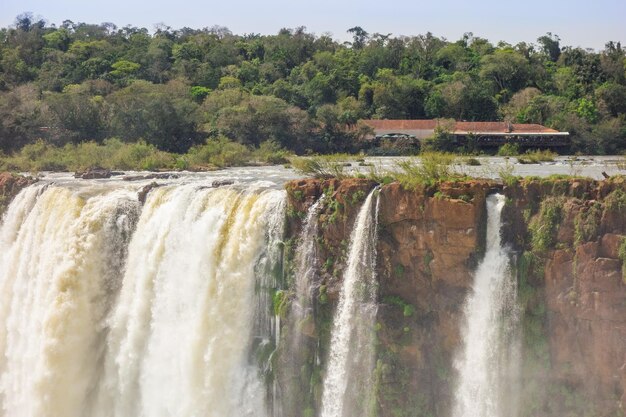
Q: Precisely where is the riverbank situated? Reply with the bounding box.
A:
[0,137,291,172]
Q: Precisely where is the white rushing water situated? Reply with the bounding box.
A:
[276,196,325,417]
[291,196,325,346]
[452,193,521,417]
[0,181,286,417]
[0,184,141,417]
[320,189,379,417]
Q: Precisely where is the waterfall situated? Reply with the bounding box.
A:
[252,194,286,417]
[291,196,325,348]
[452,193,521,417]
[276,196,324,417]
[320,188,379,417]
[0,185,140,417]
[0,182,286,417]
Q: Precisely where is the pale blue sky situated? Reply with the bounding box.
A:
[1,0,624,50]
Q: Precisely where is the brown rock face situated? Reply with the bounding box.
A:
[283,176,626,417]
[545,243,626,412]
[283,177,379,345]
[0,172,37,214]
[504,178,626,416]
[74,167,112,179]
[375,180,496,415]
[284,178,498,417]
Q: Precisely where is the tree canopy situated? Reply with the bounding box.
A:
[0,15,625,154]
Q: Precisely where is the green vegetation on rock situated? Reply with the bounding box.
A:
[528,197,564,253]
[0,136,292,172]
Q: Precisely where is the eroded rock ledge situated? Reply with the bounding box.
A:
[0,172,37,214]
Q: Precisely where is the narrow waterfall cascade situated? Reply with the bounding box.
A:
[291,196,325,346]
[275,196,324,417]
[320,189,380,417]
[252,194,286,376]
[247,192,286,417]
[0,180,286,417]
[452,193,521,417]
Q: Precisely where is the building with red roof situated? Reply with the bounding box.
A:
[361,119,569,148]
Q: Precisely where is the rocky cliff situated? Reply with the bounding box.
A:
[504,177,626,417]
[0,172,37,214]
[1,172,623,416]
[283,176,626,417]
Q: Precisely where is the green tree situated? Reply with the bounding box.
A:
[108,60,141,85]
[502,87,542,122]
[425,74,497,120]
[0,84,51,151]
[400,33,446,79]
[480,49,530,97]
[362,69,429,119]
[42,28,71,51]
[435,43,474,73]
[143,37,173,83]
[314,99,370,152]
[537,33,561,62]
[44,83,109,144]
[575,97,598,123]
[553,67,584,99]
[596,82,626,116]
[108,80,200,152]
[559,47,603,89]
[347,26,369,50]
[590,117,626,154]
[600,41,625,84]
[210,93,312,150]
[0,48,34,87]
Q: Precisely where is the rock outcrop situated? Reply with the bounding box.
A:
[283,178,497,417]
[283,176,626,417]
[0,172,37,214]
[503,177,626,416]
[74,167,113,179]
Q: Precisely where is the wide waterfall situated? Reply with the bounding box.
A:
[452,193,521,417]
[320,188,380,417]
[0,179,286,417]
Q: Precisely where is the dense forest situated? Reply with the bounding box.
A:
[1,12,625,158]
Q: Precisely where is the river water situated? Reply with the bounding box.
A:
[22,154,626,186]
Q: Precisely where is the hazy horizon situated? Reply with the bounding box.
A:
[1,0,625,50]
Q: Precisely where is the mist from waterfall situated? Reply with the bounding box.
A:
[452,193,521,417]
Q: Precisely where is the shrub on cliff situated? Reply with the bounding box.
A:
[529,197,564,253]
[517,149,557,164]
[290,155,350,179]
[395,152,458,188]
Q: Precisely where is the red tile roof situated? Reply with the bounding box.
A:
[362,119,561,134]
[363,120,437,130]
